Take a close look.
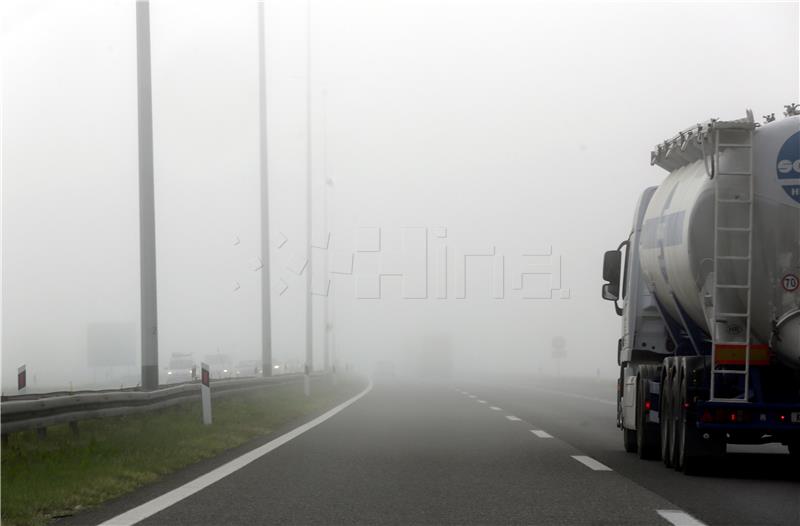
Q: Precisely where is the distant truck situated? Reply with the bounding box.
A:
[602,107,800,473]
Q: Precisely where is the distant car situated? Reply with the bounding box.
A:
[165,354,195,384]
[204,353,233,379]
[235,360,263,377]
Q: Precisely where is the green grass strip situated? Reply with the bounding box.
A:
[1,375,365,526]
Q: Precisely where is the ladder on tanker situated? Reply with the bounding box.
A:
[710,119,757,402]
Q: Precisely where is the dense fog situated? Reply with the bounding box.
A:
[2,0,797,393]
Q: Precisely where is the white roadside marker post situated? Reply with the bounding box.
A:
[304,363,311,397]
[201,362,212,425]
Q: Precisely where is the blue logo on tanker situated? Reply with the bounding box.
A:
[777,130,800,203]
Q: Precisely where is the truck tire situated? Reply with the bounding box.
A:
[670,364,682,469]
[620,367,637,453]
[624,428,637,453]
[789,441,800,460]
[660,360,673,468]
[676,360,698,473]
[637,367,660,460]
[677,356,716,474]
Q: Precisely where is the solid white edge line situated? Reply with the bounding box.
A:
[98,379,374,526]
[489,406,502,411]
[530,430,553,438]
[656,510,707,526]
[571,455,612,471]
[505,415,521,421]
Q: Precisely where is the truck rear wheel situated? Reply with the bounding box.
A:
[670,365,682,469]
[677,356,719,474]
[788,441,800,461]
[620,367,637,453]
[676,363,700,474]
[623,428,637,453]
[660,362,673,468]
[637,367,660,460]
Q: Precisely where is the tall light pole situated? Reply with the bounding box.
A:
[322,88,330,373]
[136,0,159,390]
[257,1,273,377]
[304,0,313,390]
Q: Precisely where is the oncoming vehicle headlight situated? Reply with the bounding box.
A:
[167,371,172,375]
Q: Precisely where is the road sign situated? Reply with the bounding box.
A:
[782,273,799,292]
[551,337,567,376]
[551,336,567,359]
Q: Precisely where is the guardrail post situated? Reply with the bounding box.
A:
[36,427,47,440]
[201,362,212,425]
[304,364,311,397]
[69,421,79,438]
[2,434,8,446]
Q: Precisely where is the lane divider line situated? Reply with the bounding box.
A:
[98,380,374,526]
[468,395,477,399]
[530,430,553,438]
[656,509,707,526]
[505,415,521,421]
[477,400,487,404]
[571,455,612,471]
[524,385,615,406]
[489,406,502,411]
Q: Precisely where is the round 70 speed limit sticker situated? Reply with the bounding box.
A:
[782,274,799,292]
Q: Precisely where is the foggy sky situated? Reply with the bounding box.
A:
[2,0,798,392]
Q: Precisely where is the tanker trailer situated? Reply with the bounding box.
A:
[601,105,800,473]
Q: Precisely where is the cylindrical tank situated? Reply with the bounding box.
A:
[639,115,800,368]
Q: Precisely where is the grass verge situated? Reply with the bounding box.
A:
[1,375,365,526]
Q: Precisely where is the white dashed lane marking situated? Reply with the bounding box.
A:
[530,430,553,438]
[477,400,487,404]
[571,455,612,471]
[656,510,707,526]
[490,406,502,411]
[468,395,477,399]
[505,415,521,421]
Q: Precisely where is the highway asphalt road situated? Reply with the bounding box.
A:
[63,375,799,526]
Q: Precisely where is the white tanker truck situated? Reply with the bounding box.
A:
[602,105,800,473]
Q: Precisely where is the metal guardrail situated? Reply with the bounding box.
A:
[1,373,318,435]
